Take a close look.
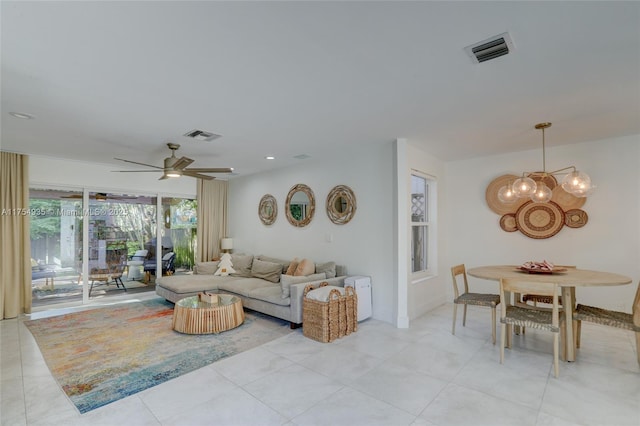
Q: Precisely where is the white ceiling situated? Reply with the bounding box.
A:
[2,1,639,179]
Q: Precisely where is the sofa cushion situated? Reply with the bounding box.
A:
[294,258,315,276]
[256,255,291,274]
[158,274,232,294]
[230,254,254,277]
[315,261,336,279]
[218,277,276,297]
[194,261,219,275]
[251,259,282,283]
[249,286,291,306]
[280,272,326,299]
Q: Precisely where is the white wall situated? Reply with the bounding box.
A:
[29,155,196,197]
[228,142,397,324]
[445,134,640,312]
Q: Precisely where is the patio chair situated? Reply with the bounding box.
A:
[89,258,127,296]
[143,251,176,282]
[451,264,501,344]
[573,281,640,366]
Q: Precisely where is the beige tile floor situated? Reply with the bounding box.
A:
[2,295,639,426]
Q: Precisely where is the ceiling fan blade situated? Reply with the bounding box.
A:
[183,167,233,173]
[158,174,169,180]
[172,156,194,170]
[183,171,216,180]
[112,170,163,173]
[114,158,164,169]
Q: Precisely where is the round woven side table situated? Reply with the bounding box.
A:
[172,294,244,334]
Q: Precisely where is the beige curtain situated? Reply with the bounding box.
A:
[196,179,228,262]
[0,152,32,319]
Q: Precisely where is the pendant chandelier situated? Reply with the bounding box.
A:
[497,122,594,204]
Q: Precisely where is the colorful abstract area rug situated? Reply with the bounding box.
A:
[24,298,292,414]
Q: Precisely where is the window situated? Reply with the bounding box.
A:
[411,172,435,274]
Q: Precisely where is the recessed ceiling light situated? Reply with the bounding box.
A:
[293,154,311,160]
[265,156,275,160]
[9,112,35,119]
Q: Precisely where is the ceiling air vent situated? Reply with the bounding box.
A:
[183,129,221,141]
[464,32,514,64]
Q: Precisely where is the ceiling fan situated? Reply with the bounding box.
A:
[113,143,233,180]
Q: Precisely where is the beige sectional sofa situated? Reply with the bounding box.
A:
[156,254,346,327]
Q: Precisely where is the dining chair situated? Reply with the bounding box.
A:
[520,265,576,307]
[451,264,501,344]
[499,278,564,378]
[573,281,640,366]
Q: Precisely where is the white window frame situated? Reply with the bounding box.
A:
[410,170,436,281]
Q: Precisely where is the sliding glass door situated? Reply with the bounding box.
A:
[29,188,196,308]
[29,188,83,308]
[86,192,156,299]
[161,197,197,276]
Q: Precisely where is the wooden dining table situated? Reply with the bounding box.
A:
[467,265,632,361]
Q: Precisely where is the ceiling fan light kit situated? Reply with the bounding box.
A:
[114,143,233,180]
[497,122,594,204]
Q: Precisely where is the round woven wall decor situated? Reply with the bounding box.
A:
[528,172,558,190]
[499,214,518,232]
[326,185,356,225]
[485,174,527,215]
[550,185,586,211]
[564,209,588,228]
[285,184,315,227]
[515,201,565,239]
[258,194,277,226]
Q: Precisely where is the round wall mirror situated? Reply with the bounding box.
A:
[285,184,315,227]
[326,185,356,225]
[258,194,277,225]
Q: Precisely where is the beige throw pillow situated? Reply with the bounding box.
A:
[315,261,336,278]
[294,258,314,276]
[251,259,282,283]
[230,254,254,277]
[194,261,219,275]
[256,255,291,274]
[279,272,326,299]
[285,257,299,276]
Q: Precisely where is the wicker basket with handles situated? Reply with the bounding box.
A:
[302,282,357,343]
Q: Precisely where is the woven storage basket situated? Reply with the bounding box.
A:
[303,282,357,343]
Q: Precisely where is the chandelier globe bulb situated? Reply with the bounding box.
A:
[512,176,537,197]
[497,184,518,204]
[530,182,552,203]
[561,170,593,197]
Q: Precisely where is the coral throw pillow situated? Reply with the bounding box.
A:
[285,258,299,276]
[294,258,314,276]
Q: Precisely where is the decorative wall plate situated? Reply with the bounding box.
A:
[485,174,527,215]
[515,201,565,239]
[550,186,586,211]
[499,214,517,232]
[564,209,588,228]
